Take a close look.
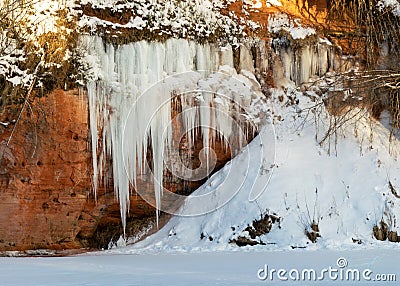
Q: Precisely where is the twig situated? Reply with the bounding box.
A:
[389,181,400,199]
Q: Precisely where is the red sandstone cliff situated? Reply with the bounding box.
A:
[0,89,235,251]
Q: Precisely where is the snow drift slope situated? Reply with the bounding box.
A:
[114,87,400,253]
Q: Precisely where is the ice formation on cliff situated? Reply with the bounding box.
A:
[84,36,267,230]
[83,12,339,231]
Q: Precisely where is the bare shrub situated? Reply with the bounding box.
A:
[230,210,281,246]
[296,1,400,136]
[297,188,321,243]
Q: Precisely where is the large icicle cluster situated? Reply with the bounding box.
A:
[267,13,357,87]
[83,36,267,230]
[275,42,332,85]
[267,14,344,86]
[83,11,351,232]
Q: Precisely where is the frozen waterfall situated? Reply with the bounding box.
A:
[83,36,267,231]
[83,34,338,232]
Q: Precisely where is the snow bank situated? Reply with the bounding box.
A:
[119,85,400,253]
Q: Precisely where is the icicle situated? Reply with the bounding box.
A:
[87,81,99,198]
[300,45,311,84]
[318,43,329,75]
[280,47,293,82]
[85,35,261,233]
[238,44,255,74]
[218,45,234,67]
[274,38,335,85]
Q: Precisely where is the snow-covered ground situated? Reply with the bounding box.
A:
[0,249,398,285]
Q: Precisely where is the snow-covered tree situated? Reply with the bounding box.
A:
[0,0,77,110]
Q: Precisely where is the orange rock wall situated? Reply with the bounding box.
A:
[0,90,91,250]
[0,89,236,251]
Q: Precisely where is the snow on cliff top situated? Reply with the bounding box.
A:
[268,13,316,39]
[77,0,258,44]
[378,0,400,16]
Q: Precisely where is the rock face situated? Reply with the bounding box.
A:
[0,91,93,250]
[0,90,91,250]
[0,89,239,251]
